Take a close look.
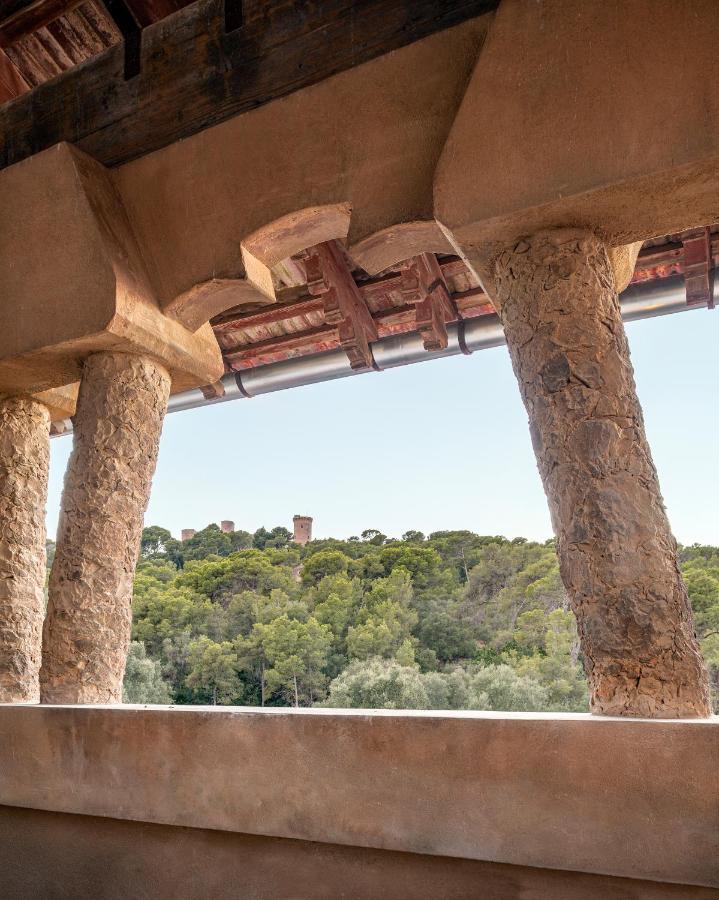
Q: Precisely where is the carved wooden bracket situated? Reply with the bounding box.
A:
[682,227,715,309]
[401,252,458,350]
[306,241,378,370]
[199,380,226,400]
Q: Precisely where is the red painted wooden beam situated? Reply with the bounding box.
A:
[306,241,378,370]
[401,252,458,351]
[223,324,338,363]
[213,295,324,329]
[682,227,715,309]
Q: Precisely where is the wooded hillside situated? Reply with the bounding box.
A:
[110,524,719,711]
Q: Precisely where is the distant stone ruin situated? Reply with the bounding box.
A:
[293,515,313,546]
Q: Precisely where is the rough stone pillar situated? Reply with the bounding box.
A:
[494,228,711,717]
[40,352,170,704]
[0,398,50,702]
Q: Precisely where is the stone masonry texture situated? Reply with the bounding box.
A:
[494,228,711,717]
[0,398,50,702]
[40,352,170,703]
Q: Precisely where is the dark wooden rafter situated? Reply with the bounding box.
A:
[223,0,240,32]
[0,0,500,170]
[682,226,715,309]
[401,252,458,351]
[103,0,193,78]
[306,241,378,371]
[102,0,141,77]
[103,1,190,77]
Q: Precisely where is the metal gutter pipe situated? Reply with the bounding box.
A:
[51,276,703,432]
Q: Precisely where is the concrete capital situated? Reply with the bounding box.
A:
[0,143,223,399]
[435,0,719,270]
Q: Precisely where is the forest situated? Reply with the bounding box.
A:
[101,523,719,712]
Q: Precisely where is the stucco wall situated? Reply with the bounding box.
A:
[0,706,716,891]
[1,805,717,900]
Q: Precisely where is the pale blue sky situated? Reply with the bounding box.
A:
[47,308,719,545]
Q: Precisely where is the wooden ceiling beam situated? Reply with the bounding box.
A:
[0,0,84,47]
[636,241,683,265]
[212,232,714,369]
[216,281,510,369]
[212,256,476,329]
[631,230,719,287]
[101,0,141,77]
[213,296,325,329]
[0,46,29,100]
[358,255,469,298]
[220,296,497,367]
[123,0,190,28]
[223,324,337,364]
[0,0,500,170]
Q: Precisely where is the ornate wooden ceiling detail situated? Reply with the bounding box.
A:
[213,226,718,374]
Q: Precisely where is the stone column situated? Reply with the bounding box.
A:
[40,352,171,704]
[0,398,50,702]
[494,228,711,717]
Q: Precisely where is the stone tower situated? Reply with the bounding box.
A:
[181,529,196,542]
[293,515,313,546]
[221,520,235,534]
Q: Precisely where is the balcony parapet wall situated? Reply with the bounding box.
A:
[0,706,716,889]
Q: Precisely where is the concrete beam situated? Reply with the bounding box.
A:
[0,20,490,370]
[435,0,719,276]
[112,18,488,308]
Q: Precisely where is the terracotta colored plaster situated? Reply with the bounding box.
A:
[1,805,715,899]
[349,220,456,276]
[0,143,223,397]
[241,203,352,300]
[435,0,719,272]
[0,706,716,887]
[113,19,488,305]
